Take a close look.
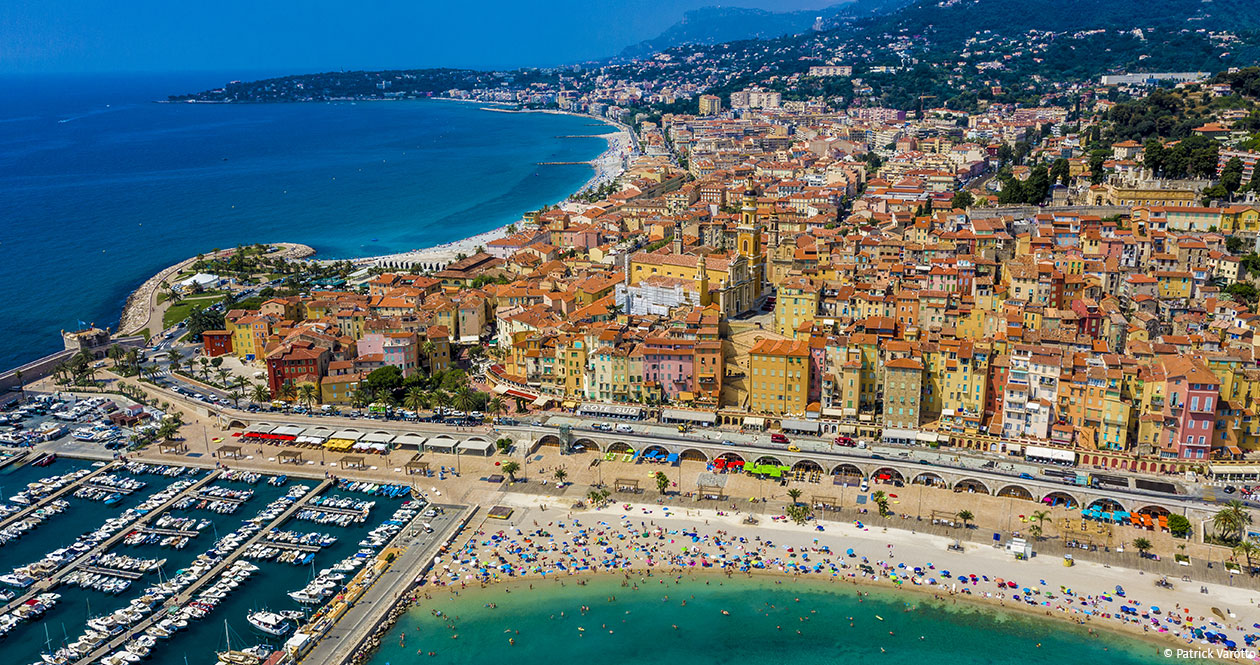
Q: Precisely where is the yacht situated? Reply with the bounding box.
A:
[245,611,292,637]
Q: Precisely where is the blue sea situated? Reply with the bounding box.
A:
[0,72,613,371]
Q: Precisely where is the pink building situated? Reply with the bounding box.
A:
[1160,358,1219,460]
[357,331,419,377]
[640,336,696,401]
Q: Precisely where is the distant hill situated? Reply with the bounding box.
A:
[619,0,907,58]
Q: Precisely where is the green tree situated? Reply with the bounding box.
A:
[950,190,974,209]
[1049,158,1070,185]
[1234,539,1259,574]
[1215,501,1253,543]
[278,382,297,402]
[957,509,974,528]
[251,383,271,403]
[1167,514,1192,538]
[296,383,317,410]
[501,460,521,482]
[403,387,427,413]
[787,488,803,505]
[1225,282,1258,305]
[1222,157,1245,197]
[1133,537,1153,558]
[1143,139,1167,175]
[654,471,670,495]
[554,468,568,486]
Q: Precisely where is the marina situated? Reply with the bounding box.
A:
[0,454,426,665]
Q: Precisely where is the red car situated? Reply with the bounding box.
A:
[770,433,789,444]
[834,436,856,447]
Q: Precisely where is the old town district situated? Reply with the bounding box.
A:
[197,103,1260,481]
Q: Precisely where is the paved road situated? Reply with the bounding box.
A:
[299,504,469,665]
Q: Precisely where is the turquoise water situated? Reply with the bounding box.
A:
[370,576,1194,665]
[0,72,613,370]
[0,458,408,665]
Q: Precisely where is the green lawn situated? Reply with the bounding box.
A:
[162,293,225,328]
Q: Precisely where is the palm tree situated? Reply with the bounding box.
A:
[1214,501,1253,543]
[501,461,521,482]
[487,396,505,422]
[167,349,184,370]
[278,382,297,402]
[453,385,477,415]
[156,419,180,442]
[215,368,231,388]
[227,387,244,409]
[351,387,373,409]
[297,383,317,410]
[554,468,568,486]
[251,383,272,404]
[1234,540,1260,575]
[403,387,427,414]
[198,358,211,381]
[420,340,437,371]
[787,488,803,506]
[654,471,670,495]
[125,348,140,374]
[432,389,451,415]
[957,510,974,529]
[1133,537,1153,559]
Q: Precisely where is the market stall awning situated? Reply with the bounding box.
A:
[661,408,716,424]
[426,436,458,451]
[332,429,365,441]
[457,437,495,455]
[362,432,395,445]
[273,424,305,437]
[781,418,820,433]
[395,433,428,449]
[743,417,766,428]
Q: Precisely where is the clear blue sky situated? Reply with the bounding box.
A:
[1,0,840,74]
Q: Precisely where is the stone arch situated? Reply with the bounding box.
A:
[791,459,824,473]
[226,419,248,430]
[997,484,1034,501]
[912,472,946,487]
[572,437,599,452]
[831,463,864,480]
[754,456,783,467]
[1136,504,1171,517]
[1087,497,1125,513]
[871,467,904,484]
[643,444,670,457]
[606,441,633,454]
[954,478,991,494]
[538,434,563,447]
[679,448,708,463]
[715,452,745,465]
[1040,491,1079,509]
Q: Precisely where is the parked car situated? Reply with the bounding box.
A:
[834,436,856,447]
[770,433,789,444]
[616,424,634,433]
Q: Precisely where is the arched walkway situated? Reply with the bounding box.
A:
[1087,498,1125,513]
[831,463,864,480]
[715,452,745,465]
[679,448,708,463]
[226,419,248,430]
[606,441,633,454]
[537,434,562,447]
[643,445,670,457]
[954,478,990,494]
[912,472,945,487]
[1136,504,1171,517]
[871,467,904,484]
[1040,491,1079,509]
[997,484,1034,501]
[791,460,823,473]
[571,437,598,451]
[754,456,783,467]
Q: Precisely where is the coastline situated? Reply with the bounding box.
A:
[109,101,628,340]
[352,495,1238,665]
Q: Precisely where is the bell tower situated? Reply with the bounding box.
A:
[737,190,761,258]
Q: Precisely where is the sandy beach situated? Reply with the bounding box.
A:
[418,494,1259,659]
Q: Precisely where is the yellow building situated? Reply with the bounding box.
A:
[226,313,274,362]
[556,333,588,400]
[774,277,819,339]
[1154,271,1192,299]
[1222,206,1260,235]
[748,338,811,415]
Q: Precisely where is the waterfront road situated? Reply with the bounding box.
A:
[299,503,471,665]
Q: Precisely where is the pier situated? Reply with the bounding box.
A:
[537,160,593,165]
[302,504,370,518]
[0,462,119,531]
[135,526,200,537]
[297,503,474,665]
[0,469,221,616]
[69,478,333,665]
[0,451,30,471]
[260,539,323,553]
[82,482,139,494]
[194,490,247,504]
[76,565,145,581]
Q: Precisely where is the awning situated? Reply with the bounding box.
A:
[532,395,553,407]
[743,417,766,428]
[273,424,304,437]
[837,424,857,434]
[332,429,365,441]
[1208,464,1260,477]
[458,438,495,455]
[426,436,458,451]
[244,424,277,435]
[395,433,428,448]
[295,435,325,444]
[882,427,918,440]
[577,402,642,419]
[1024,445,1076,463]
[661,408,716,424]
[781,418,820,433]
[362,432,395,444]
[917,432,940,443]
[821,407,847,418]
